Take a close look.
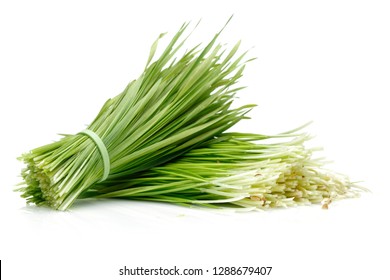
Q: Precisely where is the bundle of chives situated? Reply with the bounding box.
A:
[17,22,255,210]
[87,129,363,210]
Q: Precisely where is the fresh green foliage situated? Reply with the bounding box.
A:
[18,22,255,210]
[17,21,363,211]
[86,128,363,210]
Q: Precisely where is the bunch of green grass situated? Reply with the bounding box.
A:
[85,128,362,210]
[18,22,255,210]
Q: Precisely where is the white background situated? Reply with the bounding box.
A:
[1,0,389,279]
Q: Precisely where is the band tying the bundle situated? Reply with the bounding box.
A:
[78,129,110,182]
